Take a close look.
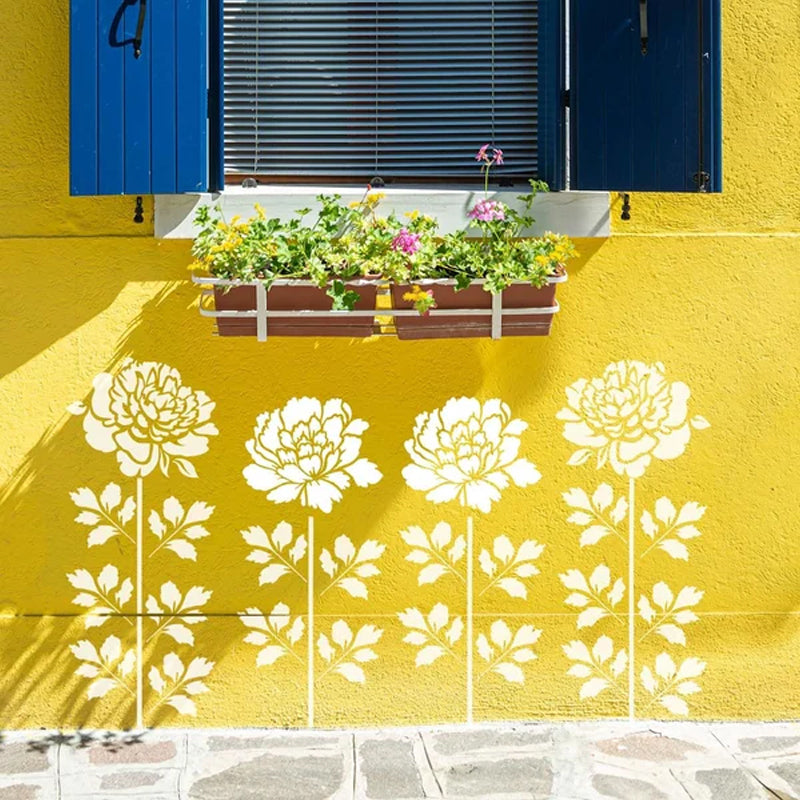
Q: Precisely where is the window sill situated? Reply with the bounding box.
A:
[154,186,611,239]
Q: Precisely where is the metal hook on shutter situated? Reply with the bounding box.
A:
[133,0,148,59]
[639,0,649,55]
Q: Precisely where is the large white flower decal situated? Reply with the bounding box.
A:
[557,360,708,479]
[70,360,217,478]
[402,397,541,513]
[243,397,382,513]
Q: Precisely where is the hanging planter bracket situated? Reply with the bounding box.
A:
[192,274,565,342]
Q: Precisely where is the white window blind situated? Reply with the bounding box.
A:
[223,0,540,181]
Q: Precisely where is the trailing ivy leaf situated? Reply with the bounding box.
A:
[326,280,360,311]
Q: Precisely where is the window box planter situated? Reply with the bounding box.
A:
[194,274,566,341]
[389,275,566,340]
[204,280,379,338]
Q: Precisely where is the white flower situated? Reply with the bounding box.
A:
[402,397,540,513]
[557,360,699,478]
[76,360,217,478]
[243,397,381,513]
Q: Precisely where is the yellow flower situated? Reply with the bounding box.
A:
[403,285,426,302]
[535,254,550,266]
[405,210,420,220]
[230,215,241,225]
[348,200,362,209]
[254,203,266,219]
[366,191,385,203]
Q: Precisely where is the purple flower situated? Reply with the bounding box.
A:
[468,199,506,222]
[391,228,421,255]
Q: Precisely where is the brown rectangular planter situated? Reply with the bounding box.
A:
[213,282,378,337]
[390,280,561,340]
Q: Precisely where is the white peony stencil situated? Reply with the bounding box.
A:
[243,397,382,513]
[559,362,709,719]
[402,397,540,513]
[66,361,217,725]
[557,360,707,479]
[70,360,217,479]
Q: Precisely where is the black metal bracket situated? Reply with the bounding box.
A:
[639,0,649,55]
[620,193,631,221]
[133,0,147,59]
[693,172,711,193]
[133,196,144,224]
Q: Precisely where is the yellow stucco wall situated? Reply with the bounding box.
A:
[0,0,798,729]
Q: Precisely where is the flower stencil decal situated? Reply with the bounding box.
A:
[70,360,217,478]
[557,360,709,478]
[402,397,540,513]
[243,397,382,513]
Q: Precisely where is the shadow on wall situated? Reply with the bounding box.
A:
[0,235,607,729]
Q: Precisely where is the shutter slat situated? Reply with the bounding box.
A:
[97,3,124,194]
[123,0,152,191]
[151,2,178,193]
[69,0,98,194]
[223,0,541,179]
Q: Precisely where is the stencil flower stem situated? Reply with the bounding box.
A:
[476,644,516,682]
[149,518,204,559]
[639,611,673,643]
[136,476,144,730]
[478,555,524,597]
[318,559,358,597]
[639,520,682,560]
[103,662,136,698]
[307,515,315,728]
[466,516,474,724]
[628,477,635,721]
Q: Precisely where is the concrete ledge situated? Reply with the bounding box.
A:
[155,186,611,240]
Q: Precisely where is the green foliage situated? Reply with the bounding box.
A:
[190,182,577,314]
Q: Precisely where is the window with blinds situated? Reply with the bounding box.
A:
[223,0,542,182]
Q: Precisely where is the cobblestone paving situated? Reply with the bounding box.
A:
[0,722,798,799]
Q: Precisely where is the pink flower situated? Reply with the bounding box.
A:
[468,199,506,222]
[475,143,490,162]
[493,148,504,165]
[391,228,421,255]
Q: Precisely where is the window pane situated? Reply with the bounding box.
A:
[223,0,539,180]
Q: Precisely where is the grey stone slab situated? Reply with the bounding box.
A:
[359,738,425,799]
[98,770,164,790]
[430,727,552,757]
[591,773,669,800]
[740,737,800,755]
[0,745,50,776]
[207,734,342,752]
[0,786,44,800]
[767,760,800,794]
[694,767,771,800]
[594,731,706,763]
[441,756,553,798]
[188,752,345,800]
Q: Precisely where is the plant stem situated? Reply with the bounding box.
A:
[307,515,314,728]
[628,477,635,722]
[466,516,474,724]
[136,477,144,730]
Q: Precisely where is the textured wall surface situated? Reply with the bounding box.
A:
[0,0,798,730]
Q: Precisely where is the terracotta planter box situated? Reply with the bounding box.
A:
[213,283,378,337]
[390,279,562,340]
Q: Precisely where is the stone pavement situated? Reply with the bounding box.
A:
[0,721,799,799]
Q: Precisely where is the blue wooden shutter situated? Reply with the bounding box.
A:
[570,0,721,192]
[70,0,209,196]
